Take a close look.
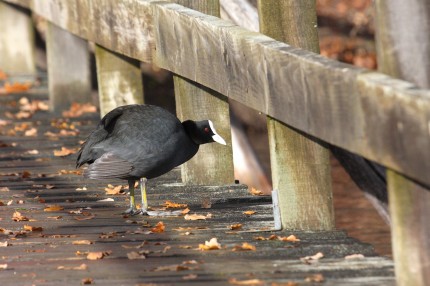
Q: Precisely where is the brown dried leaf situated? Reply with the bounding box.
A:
[162,200,188,209]
[74,215,96,221]
[151,221,165,233]
[44,205,64,212]
[57,263,88,271]
[243,210,256,216]
[81,277,94,284]
[183,274,198,280]
[0,264,8,270]
[304,273,325,282]
[127,251,147,260]
[23,225,43,232]
[53,147,77,157]
[72,240,93,245]
[249,187,264,196]
[24,127,37,137]
[184,213,212,220]
[62,102,97,118]
[345,253,365,260]
[228,278,264,285]
[232,242,256,251]
[0,187,10,192]
[198,237,221,251]
[12,211,29,221]
[4,82,32,93]
[279,235,300,242]
[229,224,243,230]
[0,241,9,247]
[104,184,124,195]
[301,252,324,264]
[86,252,104,260]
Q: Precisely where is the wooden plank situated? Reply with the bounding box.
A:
[45,22,92,112]
[94,45,144,117]
[0,1,35,75]
[170,0,234,185]
[4,0,430,187]
[375,1,430,285]
[258,0,334,230]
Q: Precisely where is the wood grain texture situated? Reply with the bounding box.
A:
[375,1,430,285]
[3,0,430,187]
[45,22,91,112]
[94,45,144,117]
[0,2,35,74]
[259,0,334,230]
[170,0,234,185]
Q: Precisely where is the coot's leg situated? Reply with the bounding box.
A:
[123,180,141,215]
[139,177,148,215]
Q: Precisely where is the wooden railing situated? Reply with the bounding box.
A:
[1,1,429,285]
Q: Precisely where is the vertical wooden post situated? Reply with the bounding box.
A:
[171,0,234,185]
[45,22,91,113]
[0,2,36,75]
[94,45,144,117]
[258,0,335,230]
[375,1,430,284]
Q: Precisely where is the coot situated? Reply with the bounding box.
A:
[76,104,226,215]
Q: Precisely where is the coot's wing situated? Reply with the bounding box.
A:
[76,106,129,168]
[84,152,134,179]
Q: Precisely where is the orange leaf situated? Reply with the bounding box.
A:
[228,278,264,285]
[62,102,97,118]
[44,205,64,212]
[163,200,188,209]
[198,237,221,251]
[184,213,212,220]
[279,234,300,242]
[23,225,43,232]
[72,240,93,245]
[4,82,31,93]
[12,211,29,221]
[243,211,256,216]
[151,221,165,233]
[249,187,264,196]
[104,184,124,195]
[53,147,77,157]
[232,242,256,251]
[86,252,104,260]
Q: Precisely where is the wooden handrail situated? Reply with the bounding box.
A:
[4,0,430,187]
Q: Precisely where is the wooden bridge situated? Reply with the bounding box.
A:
[0,0,429,285]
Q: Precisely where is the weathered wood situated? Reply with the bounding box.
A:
[45,22,91,113]
[170,0,234,185]
[258,0,334,230]
[375,1,430,285]
[220,0,259,32]
[387,171,430,286]
[6,0,430,187]
[94,45,144,117]
[0,2,35,75]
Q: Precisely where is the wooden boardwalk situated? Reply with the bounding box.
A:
[0,78,394,285]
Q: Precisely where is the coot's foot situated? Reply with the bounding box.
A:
[123,207,142,216]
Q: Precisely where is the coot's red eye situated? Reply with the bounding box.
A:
[204,127,210,133]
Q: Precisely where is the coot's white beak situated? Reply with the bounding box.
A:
[208,120,227,145]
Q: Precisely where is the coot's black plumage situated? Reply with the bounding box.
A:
[76,104,226,215]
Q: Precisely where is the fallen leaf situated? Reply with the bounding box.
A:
[345,253,365,260]
[300,252,324,264]
[229,224,243,230]
[87,252,104,260]
[74,215,96,221]
[81,277,94,284]
[304,273,324,282]
[4,82,32,93]
[53,147,77,157]
[183,274,198,280]
[44,205,64,212]
[0,264,8,270]
[243,211,256,216]
[163,200,187,209]
[0,70,7,80]
[12,211,29,221]
[72,240,93,245]
[26,149,39,155]
[104,184,124,195]
[127,251,147,260]
[201,197,212,209]
[76,187,87,191]
[23,225,43,232]
[279,235,300,242]
[57,263,88,270]
[0,187,10,192]
[63,102,97,118]
[21,170,31,178]
[232,242,256,251]
[0,241,9,247]
[152,264,192,272]
[151,221,165,233]
[198,237,221,251]
[228,278,264,285]
[24,127,37,137]
[97,198,114,202]
[184,213,212,220]
[249,187,264,196]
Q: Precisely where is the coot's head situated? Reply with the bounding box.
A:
[182,120,226,145]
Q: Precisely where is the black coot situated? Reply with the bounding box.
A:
[76,104,226,215]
